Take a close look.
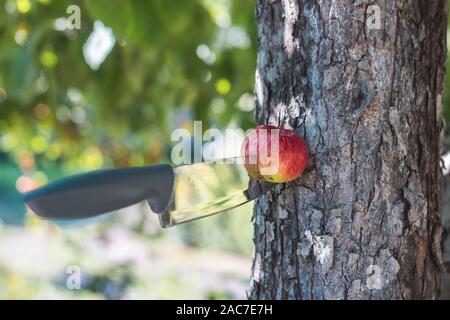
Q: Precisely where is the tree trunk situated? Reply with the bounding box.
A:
[249,0,447,300]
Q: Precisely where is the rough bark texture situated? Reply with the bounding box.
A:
[249,0,447,299]
[441,174,450,299]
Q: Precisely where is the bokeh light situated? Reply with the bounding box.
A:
[15,0,31,14]
[0,0,257,300]
[215,78,231,95]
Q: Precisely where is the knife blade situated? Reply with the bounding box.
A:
[23,158,276,228]
[157,159,276,227]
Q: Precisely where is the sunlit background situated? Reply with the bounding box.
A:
[1,0,450,300]
[0,0,257,299]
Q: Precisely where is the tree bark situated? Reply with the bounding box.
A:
[249,0,447,300]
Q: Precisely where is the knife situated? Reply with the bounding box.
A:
[23,158,276,228]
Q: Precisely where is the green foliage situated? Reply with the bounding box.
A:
[0,0,257,261]
[0,0,257,173]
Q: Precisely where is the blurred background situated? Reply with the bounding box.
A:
[0,0,258,299]
[1,0,450,300]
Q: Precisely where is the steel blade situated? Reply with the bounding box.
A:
[157,158,276,227]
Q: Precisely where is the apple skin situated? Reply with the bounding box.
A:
[242,125,308,183]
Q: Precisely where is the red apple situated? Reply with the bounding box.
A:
[242,125,308,183]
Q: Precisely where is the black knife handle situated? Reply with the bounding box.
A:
[23,164,174,220]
